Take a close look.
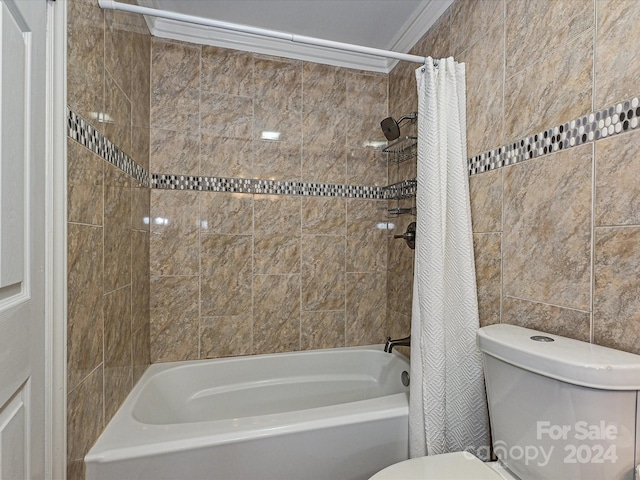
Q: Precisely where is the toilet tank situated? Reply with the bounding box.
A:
[477,325,640,480]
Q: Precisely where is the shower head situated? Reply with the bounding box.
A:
[380,112,417,141]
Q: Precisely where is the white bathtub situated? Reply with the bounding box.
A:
[85,345,410,480]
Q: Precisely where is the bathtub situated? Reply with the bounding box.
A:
[85,345,410,480]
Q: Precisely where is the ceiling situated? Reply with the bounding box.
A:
[137,0,453,72]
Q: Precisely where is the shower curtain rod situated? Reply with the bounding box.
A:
[98,0,435,65]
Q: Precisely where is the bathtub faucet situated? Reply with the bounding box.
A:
[384,335,410,353]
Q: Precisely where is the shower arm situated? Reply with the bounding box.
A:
[98,0,440,66]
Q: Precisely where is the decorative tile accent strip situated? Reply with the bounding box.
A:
[67,109,150,187]
[469,96,640,175]
[151,174,387,199]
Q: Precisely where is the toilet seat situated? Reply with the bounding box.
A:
[369,452,513,480]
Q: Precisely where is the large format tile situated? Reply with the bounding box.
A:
[469,168,502,233]
[67,139,103,226]
[301,310,346,350]
[151,39,200,132]
[200,234,253,316]
[253,274,301,354]
[200,192,253,235]
[201,46,254,98]
[450,0,503,56]
[67,223,103,392]
[67,366,103,480]
[458,23,504,157]
[596,0,640,108]
[150,129,200,176]
[595,130,640,226]
[473,233,502,327]
[502,296,591,342]
[504,30,593,143]
[150,276,199,362]
[346,272,387,346]
[104,182,131,293]
[303,63,346,112]
[201,314,253,358]
[503,144,592,310]
[506,0,593,77]
[594,226,640,354]
[301,235,345,311]
[150,190,199,276]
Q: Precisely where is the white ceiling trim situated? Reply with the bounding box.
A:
[138,0,453,73]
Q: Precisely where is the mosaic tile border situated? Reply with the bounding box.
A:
[67,109,150,187]
[469,96,640,175]
[152,174,387,199]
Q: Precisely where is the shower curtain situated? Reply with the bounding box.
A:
[409,57,490,459]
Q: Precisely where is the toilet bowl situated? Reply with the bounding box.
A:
[370,325,640,480]
[370,452,513,479]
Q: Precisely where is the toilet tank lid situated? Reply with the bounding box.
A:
[477,325,640,390]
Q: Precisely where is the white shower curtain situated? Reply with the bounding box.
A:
[409,57,490,459]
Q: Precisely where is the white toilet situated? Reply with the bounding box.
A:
[371,324,640,480]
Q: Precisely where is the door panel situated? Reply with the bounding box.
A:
[0,0,48,478]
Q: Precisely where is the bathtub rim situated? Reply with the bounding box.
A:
[85,344,409,465]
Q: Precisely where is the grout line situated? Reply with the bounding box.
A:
[503,294,592,315]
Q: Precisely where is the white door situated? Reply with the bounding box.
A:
[0,0,48,478]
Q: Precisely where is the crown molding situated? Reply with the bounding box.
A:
[137,0,452,73]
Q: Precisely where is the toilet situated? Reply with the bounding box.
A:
[371,324,640,480]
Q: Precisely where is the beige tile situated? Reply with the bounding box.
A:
[200,192,253,235]
[346,71,387,115]
[473,233,502,327]
[151,39,200,132]
[451,0,503,55]
[150,276,199,362]
[594,226,640,354]
[506,0,593,77]
[503,144,592,310]
[104,286,132,370]
[67,223,103,392]
[596,130,640,226]
[504,30,593,143]
[201,92,253,139]
[201,46,254,97]
[150,190,199,276]
[150,129,200,176]
[389,61,418,115]
[386,242,414,318]
[301,144,346,185]
[469,168,503,233]
[254,196,301,237]
[104,365,132,423]
[105,16,132,100]
[302,197,346,235]
[201,135,252,178]
[132,323,150,384]
[104,184,131,293]
[67,0,104,131]
[131,126,150,171]
[131,230,150,333]
[385,309,411,341]
[346,116,388,150]
[253,274,301,354]
[201,314,253,358]
[458,23,504,157]
[346,272,387,346]
[347,147,387,186]
[131,186,150,232]
[131,31,151,129]
[303,63,346,112]
[347,199,387,235]
[596,0,640,108]
[253,58,302,144]
[200,234,253,316]
[67,365,103,480]
[502,296,591,342]
[254,236,300,275]
[67,139,103,226]
[301,235,345,311]
[252,140,301,180]
[302,108,347,147]
[346,232,387,273]
[104,73,132,155]
[301,311,346,350]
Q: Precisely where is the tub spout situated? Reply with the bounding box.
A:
[384,335,410,353]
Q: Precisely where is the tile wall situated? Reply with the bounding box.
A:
[149,39,394,361]
[388,0,640,354]
[66,0,151,478]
